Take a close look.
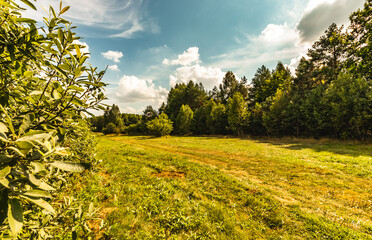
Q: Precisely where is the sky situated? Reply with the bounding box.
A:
[23,0,365,114]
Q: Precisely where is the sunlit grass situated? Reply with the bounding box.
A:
[84,135,372,239]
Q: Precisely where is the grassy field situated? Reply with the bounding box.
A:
[75,135,372,239]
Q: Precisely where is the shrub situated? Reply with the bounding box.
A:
[0,1,105,238]
[103,123,117,135]
[146,113,173,137]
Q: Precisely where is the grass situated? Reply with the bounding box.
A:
[77,135,372,239]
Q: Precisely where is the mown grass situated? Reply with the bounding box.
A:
[79,135,372,239]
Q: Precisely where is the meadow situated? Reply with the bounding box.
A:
[74,135,372,239]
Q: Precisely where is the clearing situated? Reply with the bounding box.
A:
[76,135,372,239]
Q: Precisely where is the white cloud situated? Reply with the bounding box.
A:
[121,106,141,114]
[255,22,298,46]
[296,0,364,43]
[211,22,303,78]
[115,75,168,106]
[102,51,124,62]
[110,20,144,38]
[108,65,120,71]
[163,47,200,66]
[21,0,159,38]
[169,64,225,90]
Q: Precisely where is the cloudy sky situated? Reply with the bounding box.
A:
[24,0,365,114]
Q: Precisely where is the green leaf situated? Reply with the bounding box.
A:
[27,173,41,186]
[19,113,35,135]
[49,161,86,172]
[16,18,37,24]
[0,166,11,179]
[21,190,52,199]
[38,182,55,191]
[0,0,15,8]
[0,122,8,134]
[0,106,15,137]
[14,141,34,155]
[75,44,81,58]
[19,195,55,214]
[0,154,12,163]
[68,85,84,92]
[31,162,46,174]
[0,178,10,188]
[8,198,23,236]
[17,133,51,142]
[20,0,37,10]
[60,6,70,15]
[0,133,9,143]
[6,147,25,157]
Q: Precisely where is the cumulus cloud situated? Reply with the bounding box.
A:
[108,65,120,71]
[163,47,200,66]
[169,64,225,90]
[22,0,159,38]
[297,0,364,43]
[102,51,124,62]
[116,75,168,105]
[253,22,299,48]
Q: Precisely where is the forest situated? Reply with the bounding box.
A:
[91,3,371,140]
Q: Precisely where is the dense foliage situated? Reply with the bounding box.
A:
[0,0,105,238]
[146,113,173,137]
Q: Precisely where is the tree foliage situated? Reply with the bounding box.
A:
[175,105,194,135]
[146,113,173,137]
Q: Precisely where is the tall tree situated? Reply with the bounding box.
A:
[175,104,194,135]
[143,105,157,122]
[104,105,120,126]
[249,65,272,105]
[227,92,247,135]
[308,23,347,83]
[218,71,239,104]
[165,81,207,121]
[348,0,372,80]
[294,57,315,92]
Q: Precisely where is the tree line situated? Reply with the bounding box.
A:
[91,1,371,140]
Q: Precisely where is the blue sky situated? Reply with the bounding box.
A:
[25,0,365,114]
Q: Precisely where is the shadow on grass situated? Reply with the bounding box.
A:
[170,134,372,158]
[253,137,372,158]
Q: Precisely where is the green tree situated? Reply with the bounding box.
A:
[217,71,239,104]
[147,113,173,137]
[348,0,372,80]
[308,23,347,83]
[0,1,106,237]
[210,102,228,135]
[90,115,105,132]
[249,65,272,105]
[165,81,207,122]
[104,104,121,126]
[175,105,194,135]
[325,72,372,139]
[227,92,247,135]
[143,105,157,122]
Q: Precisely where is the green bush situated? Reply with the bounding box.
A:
[0,1,106,238]
[146,113,173,137]
[103,122,117,135]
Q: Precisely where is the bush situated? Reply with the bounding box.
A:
[103,123,117,135]
[146,113,173,137]
[0,1,105,238]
